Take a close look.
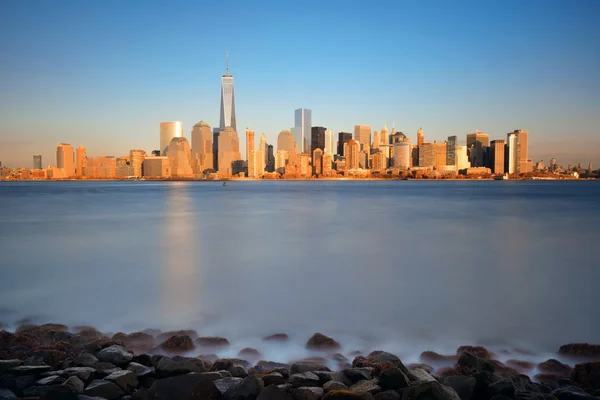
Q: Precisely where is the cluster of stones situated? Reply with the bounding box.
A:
[1,324,599,400]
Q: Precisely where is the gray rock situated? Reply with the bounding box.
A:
[105,369,139,391]
[552,386,597,400]
[514,394,559,400]
[230,364,249,378]
[290,363,331,375]
[72,353,99,368]
[95,361,117,370]
[290,372,321,388]
[23,384,77,399]
[342,367,374,383]
[214,377,243,394]
[148,373,220,400]
[8,364,52,375]
[278,384,293,393]
[379,368,410,391]
[217,370,232,378]
[24,356,47,366]
[63,367,97,382]
[263,372,286,386]
[199,371,225,381]
[323,380,348,393]
[96,367,122,377]
[374,390,400,400]
[0,388,18,400]
[96,345,133,367]
[313,371,335,384]
[225,376,264,400]
[457,352,494,374]
[15,374,37,390]
[406,368,436,385]
[77,396,106,400]
[258,385,293,400]
[127,362,154,377]
[83,379,124,400]
[443,376,476,400]
[490,375,540,399]
[36,375,66,386]
[0,360,23,374]
[291,386,323,400]
[330,372,354,387]
[64,376,85,394]
[350,379,381,395]
[156,356,207,377]
[403,381,461,400]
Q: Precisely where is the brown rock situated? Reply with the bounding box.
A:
[559,343,600,360]
[160,335,195,353]
[156,330,199,342]
[419,351,457,365]
[238,348,262,359]
[196,337,230,348]
[571,362,600,389]
[488,360,519,378]
[263,334,289,342]
[537,359,572,376]
[505,359,536,373]
[456,346,491,360]
[306,333,341,351]
[351,356,394,377]
[114,332,155,351]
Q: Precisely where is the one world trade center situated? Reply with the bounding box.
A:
[219,52,236,131]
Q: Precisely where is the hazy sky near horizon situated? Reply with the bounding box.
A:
[1,0,599,168]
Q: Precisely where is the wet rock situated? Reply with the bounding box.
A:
[258,385,293,400]
[96,345,133,367]
[379,368,410,391]
[374,391,400,400]
[420,351,457,365]
[406,368,436,385]
[489,360,520,378]
[83,379,124,400]
[443,376,476,400]
[352,356,397,376]
[323,390,374,399]
[71,353,99,368]
[263,334,289,342]
[212,358,252,370]
[263,372,286,386]
[331,353,348,362]
[491,375,540,399]
[80,338,122,354]
[456,346,491,360]
[324,381,348,393]
[0,388,18,400]
[291,386,324,400]
[558,344,600,360]
[571,362,600,389]
[534,374,570,390]
[258,360,291,371]
[201,372,227,381]
[402,381,461,400]
[63,367,97,382]
[105,369,138,391]
[457,351,495,374]
[127,362,154,377]
[230,364,249,378]
[8,364,52,375]
[26,384,77,399]
[306,333,341,351]
[132,353,153,367]
[113,332,154,348]
[159,334,195,353]
[506,360,536,373]
[330,372,353,388]
[149,373,220,400]
[290,372,321,388]
[366,352,403,367]
[342,367,373,383]
[407,364,433,374]
[225,375,264,400]
[350,379,381,395]
[196,336,230,348]
[36,375,66,385]
[538,360,572,376]
[156,355,207,377]
[313,371,335,384]
[552,386,597,400]
[239,347,263,359]
[0,360,23,374]
[156,329,199,342]
[214,377,244,395]
[15,374,37,390]
[64,376,85,393]
[290,363,331,375]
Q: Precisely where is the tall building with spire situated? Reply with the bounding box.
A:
[219,51,236,131]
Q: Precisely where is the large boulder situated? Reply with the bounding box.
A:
[238,348,262,360]
[0,388,18,400]
[156,330,199,342]
[456,346,491,360]
[324,381,348,393]
[570,362,600,389]
[149,373,221,400]
[420,351,457,365]
[258,385,293,399]
[159,334,195,353]
[352,356,398,376]
[443,376,476,400]
[402,381,461,400]
[538,360,572,376]
[291,386,324,400]
[558,344,600,360]
[374,391,400,400]
[506,360,536,373]
[63,367,96,382]
[71,353,99,368]
[0,360,23,374]
[552,386,598,400]
[214,377,244,395]
[196,337,230,348]
[127,361,155,377]
[290,372,321,388]
[406,368,436,385]
[306,333,341,351]
[112,332,154,351]
[456,352,495,374]
[64,375,85,393]
[8,364,52,375]
[378,368,410,391]
[290,363,331,375]
[156,355,207,377]
[104,369,138,391]
[342,368,373,383]
[225,376,264,400]
[96,345,133,367]
[83,379,124,400]
[489,374,540,399]
[350,379,381,395]
[263,372,287,387]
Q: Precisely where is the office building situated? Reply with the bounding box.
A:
[267,144,274,172]
[86,156,116,178]
[130,149,146,177]
[277,130,296,153]
[338,132,352,156]
[56,143,75,178]
[393,142,411,169]
[246,129,255,162]
[322,152,333,176]
[167,137,194,178]
[446,136,457,166]
[191,121,213,173]
[434,143,447,168]
[160,121,183,156]
[33,155,42,170]
[259,133,267,165]
[290,108,311,154]
[324,129,335,156]
[116,157,130,177]
[75,146,87,177]
[372,131,380,150]
[220,53,236,131]
[248,149,264,178]
[380,124,389,146]
[313,148,323,175]
[490,140,505,174]
[354,125,371,152]
[506,132,518,173]
[345,140,360,170]
[217,127,241,175]
[417,128,424,146]
[550,158,557,173]
[466,130,489,167]
[418,143,435,168]
[298,154,310,177]
[275,150,288,174]
[311,126,326,153]
[143,157,171,178]
[508,129,530,173]
[372,151,385,171]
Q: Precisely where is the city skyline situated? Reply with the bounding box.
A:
[1,1,599,168]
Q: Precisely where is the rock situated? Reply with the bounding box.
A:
[0,388,18,400]
[80,338,122,354]
[0,360,23,374]
[366,352,403,368]
[456,351,495,374]
[331,372,354,388]
[112,332,155,350]
[402,381,461,400]
[332,354,348,362]
[8,364,52,375]
[570,362,600,389]
[149,373,221,400]
[63,367,97,382]
[489,360,520,378]
[291,363,331,375]
[379,368,410,391]
[156,329,199,342]
[558,344,600,360]
[538,360,572,376]
[83,379,124,400]
[64,376,85,393]
[214,377,244,394]
[313,371,335,384]
[263,372,287,386]
[324,381,348,393]
[489,375,540,399]
[212,358,252,370]
[374,391,399,400]
[506,360,536,373]
[156,356,207,377]
[420,351,457,365]
[306,333,341,351]
[239,348,263,359]
[200,372,226,381]
[290,372,321,388]
[15,374,37,390]
[406,368,436,385]
[105,369,138,391]
[225,376,264,400]
[351,356,397,376]
[534,374,569,390]
[263,334,289,342]
[96,345,133,367]
[552,386,598,400]
[25,384,78,399]
[36,375,66,385]
[127,362,154,377]
[258,385,293,400]
[132,353,153,367]
[291,386,324,400]
[456,346,492,360]
[342,367,373,383]
[159,334,195,353]
[323,390,374,399]
[443,376,476,400]
[196,336,230,348]
[258,361,291,371]
[71,353,99,368]
[230,364,249,378]
[407,364,433,374]
[350,379,381,394]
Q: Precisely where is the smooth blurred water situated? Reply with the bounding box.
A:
[0,180,598,363]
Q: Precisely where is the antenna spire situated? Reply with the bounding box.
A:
[226,49,229,76]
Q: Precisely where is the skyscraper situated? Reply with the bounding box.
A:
[267,144,274,172]
[466,130,490,167]
[393,142,411,169]
[380,124,389,146]
[191,121,213,173]
[372,131,380,150]
[291,108,311,154]
[324,129,335,155]
[56,143,75,178]
[345,140,360,170]
[417,128,424,146]
[354,125,371,153]
[217,127,241,175]
[311,126,326,153]
[160,121,183,156]
[259,133,267,165]
[313,148,323,175]
[246,129,255,162]
[506,132,518,173]
[506,129,530,173]
[338,132,352,156]
[167,137,194,178]
[76,146,87,177]
[446,136,457,166]
[130,149,146,177]
[219,52,236,131]
[33,154,42,170]
[277,130,296,153]
[490,140,505,174]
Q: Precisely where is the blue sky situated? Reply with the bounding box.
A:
[1,0,599,168]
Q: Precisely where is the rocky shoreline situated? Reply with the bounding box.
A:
[1,324,599,399]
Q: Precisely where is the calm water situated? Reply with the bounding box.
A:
[0,180,598,364]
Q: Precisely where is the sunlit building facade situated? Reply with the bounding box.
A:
[220,57,236,131]
[393,142,411,169]
[56,143,75,178]
[143,156,171,178]
[291,108,311,154]
[490,140,505,174]
[191,121,213,173]
[324,129,335,156]
[167,137,194,178]
[354,125,371,153]
[217,127,241,176]
[160,121,183,156]
[467,130,489,167]
[129,149,146,177]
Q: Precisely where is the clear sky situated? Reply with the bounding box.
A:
[1,0,599,169]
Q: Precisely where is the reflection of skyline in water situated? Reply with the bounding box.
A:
[160,182,201,328]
